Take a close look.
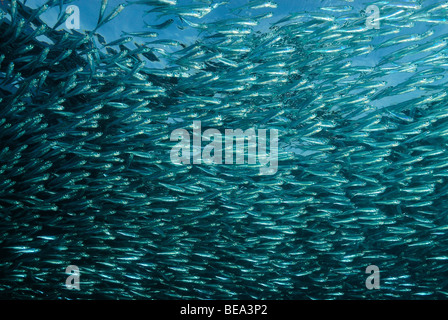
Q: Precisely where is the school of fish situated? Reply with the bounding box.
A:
[1,0,448,299]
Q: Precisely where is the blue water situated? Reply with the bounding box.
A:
[2,0,448,300]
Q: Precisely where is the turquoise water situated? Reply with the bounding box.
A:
[1,0,448,299]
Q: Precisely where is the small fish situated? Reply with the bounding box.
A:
[104,36,133,47]
[95,3,126,31]
[122,31,158,38]
[144,19,174,29]
[98,0,108,26]
[2,0,448,301]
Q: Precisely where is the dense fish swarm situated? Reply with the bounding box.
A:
[1,0,448,299]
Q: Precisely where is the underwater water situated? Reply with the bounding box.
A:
[1,0,448,300]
